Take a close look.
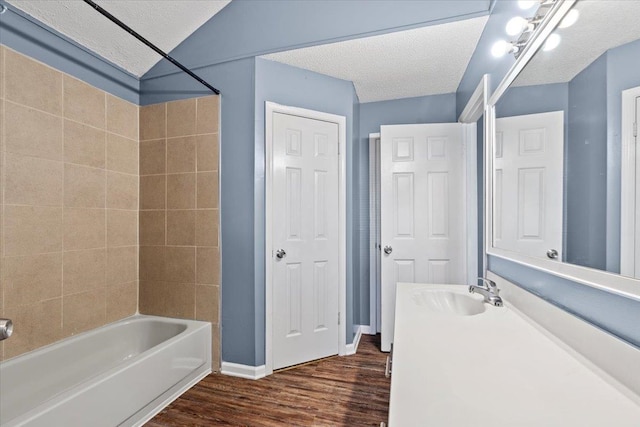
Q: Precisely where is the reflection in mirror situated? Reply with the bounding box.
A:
[492,0,640,279]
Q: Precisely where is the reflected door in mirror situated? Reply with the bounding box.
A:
[494,111,564,260]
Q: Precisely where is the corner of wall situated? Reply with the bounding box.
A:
[0,4,140,104]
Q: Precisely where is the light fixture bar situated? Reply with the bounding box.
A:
[82,0,220,95]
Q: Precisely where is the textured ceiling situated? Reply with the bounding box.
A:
[5,0,231,77]
[514,0,640,87]
[262,16,489,103]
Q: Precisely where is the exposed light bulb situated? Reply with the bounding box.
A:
[506,16,529,36]
[491,40,512,58]
[518,0,537,10]
[558,9,579,28]
[543,33,561,51]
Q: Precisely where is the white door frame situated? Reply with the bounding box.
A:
[461,122,478,286]
[620,85,640,277]
[459,74,488,280]
[369,132,381,335]
[264,101,347,376]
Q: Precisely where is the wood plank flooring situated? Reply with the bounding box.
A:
[146,334,390,426]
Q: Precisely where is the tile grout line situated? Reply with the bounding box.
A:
[3,98,137,142]
[61,73,66,334]
[164,102,168,310]
[136,103,140,315]
[103,90,108,324]
[194,99,199,319]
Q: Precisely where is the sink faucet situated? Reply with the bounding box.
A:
[469,278,503,307]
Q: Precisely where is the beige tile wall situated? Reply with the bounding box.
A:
[138,96,221,370]
[0,46,139,360]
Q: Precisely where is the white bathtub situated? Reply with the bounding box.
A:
[0,315,211,427]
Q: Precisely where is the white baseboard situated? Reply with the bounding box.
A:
[360,325,376,335]
[220,362,266,380]
[346,325,365,355]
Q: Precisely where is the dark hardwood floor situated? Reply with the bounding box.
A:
[146,334,390,426]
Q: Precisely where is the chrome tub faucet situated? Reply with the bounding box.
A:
[0,318,13,341]
[469,278,503,307]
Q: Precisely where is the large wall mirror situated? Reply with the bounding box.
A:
[486,0,640,299]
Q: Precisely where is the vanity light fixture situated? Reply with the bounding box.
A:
[494,0,566,59]
[506,16,530,36]
[491,40,526,58]
[491,40,513,58]
[506,15,543,36]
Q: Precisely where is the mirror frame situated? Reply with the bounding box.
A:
[484,0,640,302]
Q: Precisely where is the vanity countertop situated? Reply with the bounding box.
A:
[388,283,640,427]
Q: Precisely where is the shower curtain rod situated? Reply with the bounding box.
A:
[82,0,220,95]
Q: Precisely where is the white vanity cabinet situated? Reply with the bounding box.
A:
[387,281,640,427]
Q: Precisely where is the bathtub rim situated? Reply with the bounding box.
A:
[0,314,203,367]
[0,314,212,427]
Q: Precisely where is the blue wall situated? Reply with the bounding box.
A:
[0,1,139,103]
[360,94,458,136]
[495,83,568,118]
[567,55,607,270]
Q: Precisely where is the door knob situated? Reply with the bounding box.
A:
[546,249,558,259]
[276,249,287,259]
[384,246,393,255]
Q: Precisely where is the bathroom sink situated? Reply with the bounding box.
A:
[411,289,486,316]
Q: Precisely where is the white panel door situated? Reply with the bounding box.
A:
[494,111,563,260]
[272,112,339,370]
[380,123,466,351]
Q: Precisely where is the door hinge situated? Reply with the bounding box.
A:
[634,122,637,138]
[338,312,341,325]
